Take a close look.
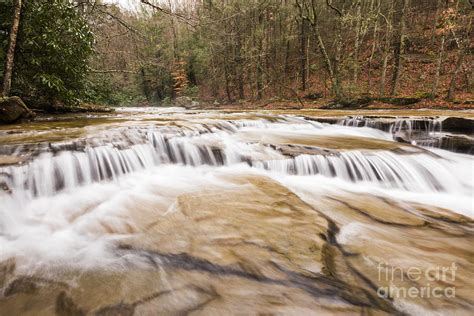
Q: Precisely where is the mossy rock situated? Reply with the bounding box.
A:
[303,92,323,100]
[0,96,36,124]
[323,97,373,109]
[323,97,423,109]
[376,97,421,106]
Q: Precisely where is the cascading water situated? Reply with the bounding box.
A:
[337,115,474,154]
[0,108,473,315]
[339,115,443,134]
[1,114,470,199]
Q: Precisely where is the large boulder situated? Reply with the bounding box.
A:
[174,96,200,109]
[376,97,421,106]
[0,96,35,124]
[174,96,191,107]
[322,97,372,109]
[322,97,422,109]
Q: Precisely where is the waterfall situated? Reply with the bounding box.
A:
[338,116,443,135]
[335,116,474,154]
[252,150,465,193]
[1,115,471,200]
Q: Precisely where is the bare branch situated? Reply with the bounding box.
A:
[96,7,148,40]
[326,0,343,17]
[90,69,139,74]
[140,0,197,28]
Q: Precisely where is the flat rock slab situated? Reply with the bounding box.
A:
[0,175,400,315]
[1,173,472,314]
[237,130,421,153]
[0,155,23,166]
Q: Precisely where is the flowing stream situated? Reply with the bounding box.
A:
[0,108,473,315]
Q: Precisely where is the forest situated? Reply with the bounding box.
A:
[0,0,472,112]
[1,1,474,315]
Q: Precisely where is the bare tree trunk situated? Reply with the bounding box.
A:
[296,0,343,99]
[431,35,445,98]
[168,0,178,61]
[390,0,409,96]
[380,53,389,95]
[299,20,307,91]
[251,11,264,100]
[306,36,310,84]
[447,48,465,101]
[431,0,443,44]
[466,63,473,93]
[380,3,394,96]
[352,0,362,83]
[333,23,344,100]
[168,0,179,99]
[208,45,219,98]
[367,0,381,92]
[284,39,290,77]
[2,0,22,97]
[256,56,263,100]
[141,67,151,101]
[236,32,245,99]
[315,30,339,97]
[224,60,233,102]
[255,29,264,100]
[447,14,472,100]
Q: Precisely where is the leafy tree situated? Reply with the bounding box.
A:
[0,0,94,105]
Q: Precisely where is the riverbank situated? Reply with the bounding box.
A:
[28,101,115,114]
[201,97,474,111]
[0,96,114,125]
[2,94,473,126]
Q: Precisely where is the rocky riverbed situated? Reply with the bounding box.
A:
[0,108,473,315]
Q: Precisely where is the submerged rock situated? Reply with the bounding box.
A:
[0,96,35,124]
[55,292,86,316]
[270,143,338,157]
[0,258,16,290]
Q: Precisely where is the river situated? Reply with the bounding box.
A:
[0,107,473,315]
